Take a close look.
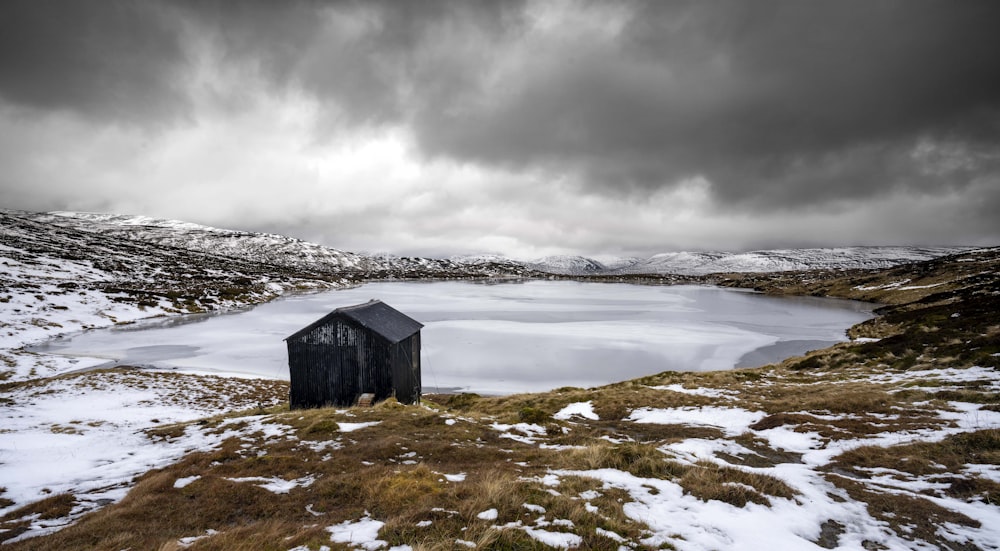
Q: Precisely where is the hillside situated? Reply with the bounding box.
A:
[19,210,538,280]
[0,209,537,381]
[10,210,965,278]
[0,211,998,549]
[526,247,970,276]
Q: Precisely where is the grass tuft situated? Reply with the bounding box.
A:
[679,461,797,507]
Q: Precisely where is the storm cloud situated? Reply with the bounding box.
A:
[1,0,998,256]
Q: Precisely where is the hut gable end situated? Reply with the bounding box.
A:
[285,300,422,345]
[286,300,422,409]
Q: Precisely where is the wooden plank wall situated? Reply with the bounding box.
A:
[289,317,415,408]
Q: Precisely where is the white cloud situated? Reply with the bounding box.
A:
[2,91,993,259]
[2,12,997,260]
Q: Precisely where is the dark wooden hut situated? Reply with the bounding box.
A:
[285,299,422,409]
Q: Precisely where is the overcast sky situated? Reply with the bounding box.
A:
[2,0,999,259]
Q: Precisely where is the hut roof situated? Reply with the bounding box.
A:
[286,299,423,344]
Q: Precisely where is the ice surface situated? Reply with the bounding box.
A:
[35,281,873,394]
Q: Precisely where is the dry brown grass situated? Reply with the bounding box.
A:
[11,366,991,549]
[830,429,1000,477]
[0,493,77,543]
[365,464,447,519]
[828,475,981,549]
[3,401,661,549]
[815,428,1000,546]
[554,443,618,471]
[8,250,1000,549]
[455,468,523,522]
[462,383,717,424]
[748,408,949,442]
[724,433,804,468]
[753,382,900,415]
[552,441,688,481]
[178,521,328,551]
[679,461,798,507]
[825,428,1000,508]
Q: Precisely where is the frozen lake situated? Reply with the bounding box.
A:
[37,281,874,394]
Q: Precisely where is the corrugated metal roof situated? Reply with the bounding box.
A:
[286,299,423,343]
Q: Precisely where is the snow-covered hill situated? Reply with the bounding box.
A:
[41,211,367,272]
[0,208,542,380]
[527,247,971,276]
[524,255,608,275]
[5,209,970,281]
[0,209,348,377]
[22,211,536,279]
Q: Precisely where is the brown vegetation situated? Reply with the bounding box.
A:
[5,248,1000,549]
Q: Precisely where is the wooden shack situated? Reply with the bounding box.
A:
[285,299,422,409]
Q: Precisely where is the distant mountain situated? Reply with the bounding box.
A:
[6,210,970,281]
[524,255,608,275]
[593,256,644,271]
[525,247,972,276]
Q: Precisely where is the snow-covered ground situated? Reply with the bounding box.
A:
[542,392,1000,551]
[0,261,173,381]
[2,209,997,549]
[1,209,311,538]
[0,369,287,541]
[453,390,1000,550]
[8,367,993,548]
[0,239,295,539]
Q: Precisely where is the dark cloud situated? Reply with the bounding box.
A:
[401,1,1000,209]
[169,0,524,129]
[7,0,997,209]
[1,0,997,253]
[0,0,190,125]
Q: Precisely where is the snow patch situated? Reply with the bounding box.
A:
[173,476,201,489]
[326,514,387,551]
[338,421,382,433]
[650,383,738,398]
[521,527,583,549]
[224,475,317,494]
[554,401,599,420]
[477,508,499,520]
[627,406,766,436]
